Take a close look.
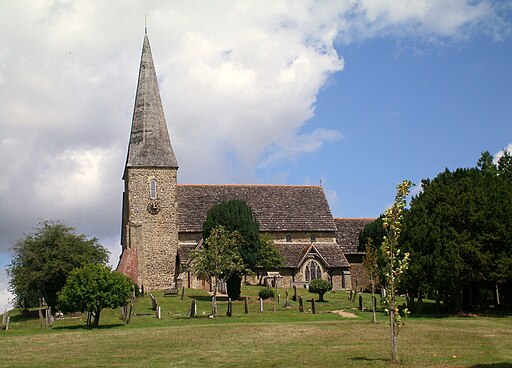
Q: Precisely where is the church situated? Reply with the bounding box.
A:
[117,33,373,292]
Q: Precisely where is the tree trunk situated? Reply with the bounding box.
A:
[390,308,398,363]
[495,282,500,306]
[319,292,325,302]
[94,310,101,327]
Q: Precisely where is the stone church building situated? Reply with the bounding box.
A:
[117,33,373,292]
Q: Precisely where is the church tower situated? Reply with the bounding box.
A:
[118,32,179,290]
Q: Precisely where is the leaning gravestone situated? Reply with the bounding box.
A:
[150,294,158,311]
[359,293,364,311]
[292,285,297,301]
[283,289,291,308]
[298,296,304,313]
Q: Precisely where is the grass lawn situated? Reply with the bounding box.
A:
[1,286,511,367]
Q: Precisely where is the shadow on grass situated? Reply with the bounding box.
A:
[471,364,512,368]
[53,323,125,331]
[348,356,388,363]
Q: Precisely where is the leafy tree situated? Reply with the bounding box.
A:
[403,151,512,311]
[308,279,332,302]
[358,215,385,252]
[190,226,246,296]
[58,264,132,328]
[382,180,412,364]
[257,235,284,284]
[202,200,261,298]
[363,239,380,323]
[203,200,260,269]
[7,220,109,312]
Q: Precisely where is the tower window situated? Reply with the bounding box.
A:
[150,179,157,199]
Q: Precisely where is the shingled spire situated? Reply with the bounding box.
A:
[125,34,178,169]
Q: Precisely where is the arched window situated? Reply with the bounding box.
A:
[304,260,322,282]
[150,179,157,199]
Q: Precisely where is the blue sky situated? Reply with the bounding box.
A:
[283,33,512,217]
[0,1,511,309]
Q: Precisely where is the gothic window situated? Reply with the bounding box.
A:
[304,260,322,282]
[150,179,157,199]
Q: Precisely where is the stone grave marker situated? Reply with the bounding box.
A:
[244,297,249,314]
[311,298,316,314]
[188,299,196,318]
[298,296,304,313]
[226,298,233,317]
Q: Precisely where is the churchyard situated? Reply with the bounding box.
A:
[1,285,511,367]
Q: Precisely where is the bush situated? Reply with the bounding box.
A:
[309,279,332,302]
[258,288,275,300]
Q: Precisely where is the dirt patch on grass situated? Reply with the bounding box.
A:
[331,310,357,318]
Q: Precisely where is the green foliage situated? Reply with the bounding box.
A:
[382,180,413,363]
[258,235,283,270]
[258,288,275,300]
[308,279,333,302]
[57,264,132,328]
[358,215,385,252]
[7,220,109,311]
[403,151,512,311]
[363,239,380,322]
[203,200,261,269]
[191,226,246,297]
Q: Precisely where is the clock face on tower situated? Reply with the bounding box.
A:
[147,200,161,215]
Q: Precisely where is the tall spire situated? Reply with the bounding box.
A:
[125,34,178,169]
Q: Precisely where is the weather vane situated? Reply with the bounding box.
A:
[145,14,148,35]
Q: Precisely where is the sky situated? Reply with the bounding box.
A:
[1,0,511,310]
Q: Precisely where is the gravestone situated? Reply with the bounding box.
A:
[283,289,291,308]
[211,296,217,316]
[277,294,280,303]
[259,298,263,312]
[359,293,364,311]
[292,285,297,301]
[244,297,249,314]
[156,306,161,319]
[150,294,158,311]
[181,286,185,301]
[348,290,353,301]
[188,299,196,318]
[311,298,316,314]
[298,296,304,313]
[226,298,233,317]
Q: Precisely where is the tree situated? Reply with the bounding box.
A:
[382,180,412,364]
[7,220,109,312]
[308,279,333,302]
[190,226,246,296]
[203,200,261,269]
[363,239,380,323]
[358,215,385,252]
[402,151,512,311]
[202,200,261,298]
[58,264,132,328]
[257,235,283,284]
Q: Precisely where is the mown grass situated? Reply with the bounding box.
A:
[1,286,511,367]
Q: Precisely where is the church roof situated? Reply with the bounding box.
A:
[273,242,349,268]
[125,34,178,169]
[177,184,337,233]
[334,218,375,254]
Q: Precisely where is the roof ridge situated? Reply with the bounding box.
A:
[334,217,376,221]
[178,184,322,188]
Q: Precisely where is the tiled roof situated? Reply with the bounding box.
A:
[177,243,197,264]
[177,184,336,233]
[273,243,310,267]
[313,243,350,267]
[334,218,375,254]
[273,242,349,268]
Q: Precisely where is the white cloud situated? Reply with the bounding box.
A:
[493,143,512,163]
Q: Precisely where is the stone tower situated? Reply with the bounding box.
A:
[117,32,179,290]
